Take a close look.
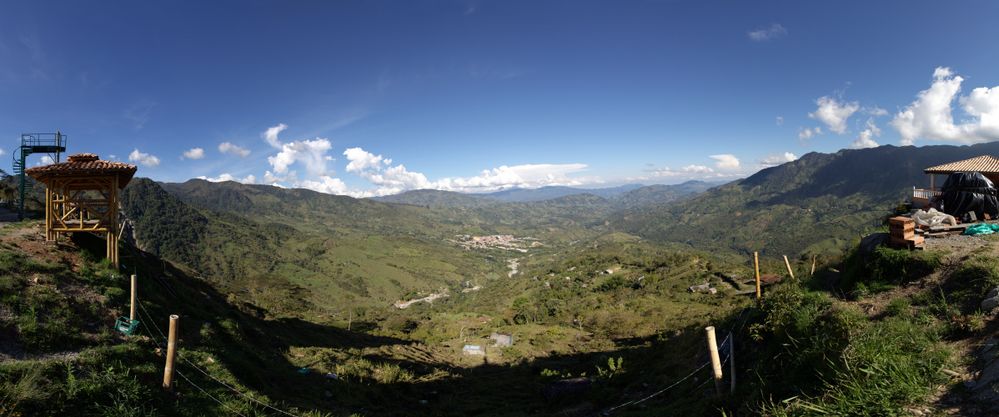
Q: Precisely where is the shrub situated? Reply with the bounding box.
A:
[841,246,942,296]
[884,298,911,317]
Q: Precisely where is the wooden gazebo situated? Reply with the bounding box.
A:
[25,153,137,267]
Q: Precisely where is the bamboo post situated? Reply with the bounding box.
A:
[728,336,736,394]
[753,252,761,300]
[705,326,723,396]
[783,255,795,280]
[163,315,179,390]
[810,255,817,276]
[129,274,137,322]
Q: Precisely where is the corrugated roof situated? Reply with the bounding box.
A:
[924,155,999,174]
[25,153,137,187]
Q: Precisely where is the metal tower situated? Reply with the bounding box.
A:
[13,132,67,219]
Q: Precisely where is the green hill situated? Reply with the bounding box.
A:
[615,143,999,256]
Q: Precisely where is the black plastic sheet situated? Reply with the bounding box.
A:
[940,172,999,220]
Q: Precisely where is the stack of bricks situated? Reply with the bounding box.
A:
[889,216,924,249]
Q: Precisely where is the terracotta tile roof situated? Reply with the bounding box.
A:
[925,155,999,174]
[25,153,137,187]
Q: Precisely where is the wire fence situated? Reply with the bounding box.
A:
[135,299,302,417]
[601,316,745,416]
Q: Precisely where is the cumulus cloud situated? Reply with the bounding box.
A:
[852,119,881,149]
[182,147,205,160]
[128,149,160,167]
[261,124,333,176]
[809,96,860,134]
[198,173,256,184]
[218,142,251,157]
[434,163,589,193]
[759,152,798,168]
[891,67,999,145]
[344,147,390,172]
[748,24,787,41]
[798,127,822,140]
[710,154,740,170]
[263,123,287,148]
[299,176,351,195]
[341,146,592,196]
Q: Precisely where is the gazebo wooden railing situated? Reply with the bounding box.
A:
[26,153,136,267]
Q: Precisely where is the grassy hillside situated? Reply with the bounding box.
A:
[615,143,999,257]
[7,218,998,416]
[122,179,516,315]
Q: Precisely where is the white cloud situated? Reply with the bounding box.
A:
[0,148,5,156]
[34,155,54,166]
[182,147,205,160]
[748,24,787,41]
[263,170,293,185]
[776,116,784,126]
[262,124,333,176]
[268,138,333,175]
[649,165,715,177]
[710,154,740,170]
[798,126,822,140]
[341,146,593,196]
[891,67,999,145]
[864,106,889,117]
[197,173,256,184]
[809,96,859,134]
[759,152,798,167]
[434,163,589,193]
[263,123,287,148]
[852,119,881,149]
[218,142,251,157]
[299,175,351,195]
[128,149,160,167]
[344,147,390,172]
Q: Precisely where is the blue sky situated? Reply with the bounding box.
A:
[2,1,999,196]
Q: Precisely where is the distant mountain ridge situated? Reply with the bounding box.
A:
[374,181,716,207]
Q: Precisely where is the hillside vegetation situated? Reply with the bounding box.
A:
[8,144,999,415]
[615,143,999,256]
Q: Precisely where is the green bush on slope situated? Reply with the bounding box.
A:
[753,278,950,416]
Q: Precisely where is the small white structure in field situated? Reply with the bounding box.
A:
[490,332,513,347]
[462,344,485,356]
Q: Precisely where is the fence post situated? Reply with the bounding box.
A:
[705,326,723,396]
[783,255,796,280]
[163,315,179,390]
[129,274,137,322]
[754,252,761,300]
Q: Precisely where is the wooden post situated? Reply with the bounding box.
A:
[705,326,723,396]
[783,255,795,280]
[129,275,138,322]
[162,315,179,390]
[728,336,736,394]
[753,252,761,300]
[810,255,817,276]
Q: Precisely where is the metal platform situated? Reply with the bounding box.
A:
[13,132,67,219]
